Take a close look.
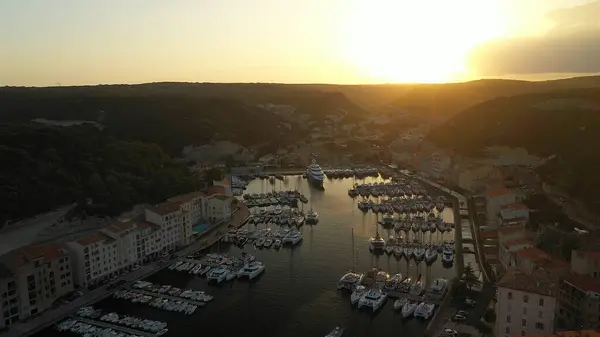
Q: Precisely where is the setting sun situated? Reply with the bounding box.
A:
[341,0,509,83]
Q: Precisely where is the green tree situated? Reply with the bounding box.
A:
[462,263,479,290]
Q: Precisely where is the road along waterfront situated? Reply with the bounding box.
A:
[34,174,458,337]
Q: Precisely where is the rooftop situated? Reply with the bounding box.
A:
[498,269,558,297]
[514,247,549,263]
[501,203,529,211]
[210,194,231,201]
[504,239,533,249]
[206,185,227,196]
[497,226,525,237]
[148,201,182,216]
[75,232,109,246]
[104,220,137,234]
[524,330,600,337]
[168,191,204,204]
[486,187,511,198]
[0,244,68,271]
[564,274,600,293]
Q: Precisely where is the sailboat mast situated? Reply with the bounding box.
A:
[351,228,355,272]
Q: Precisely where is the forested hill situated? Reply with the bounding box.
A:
[425,88,600,210]
[0,124,200,224]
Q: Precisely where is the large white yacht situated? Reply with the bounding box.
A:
[401,301,418,318]
[337,272,364,291]
[306,159,325,189]
[414,302,435,319]
[306,210,319,224]
[206,267,228,283]
[237,261,266,280]
[282,229,303,245]
[350,285,367,305]
[358,289,387,311]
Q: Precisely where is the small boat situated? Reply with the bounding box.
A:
[442,252,454,266]
[273,239,282,249]
[393,246,404,258]
[414,302,436,319]
[255,237,266,248]
[369,232,386,252]
[425,247,438,264]
[325,326,345,337]
[410,281,424,297]
[413,246,426,261]
[358,288,387,311]
[337,272,365,291]
[350,285,366,305]
[401,301,418,318]
[263,238,273,248]
[385,245,394,255]
[404,246,414,260]
[393,297,408,311]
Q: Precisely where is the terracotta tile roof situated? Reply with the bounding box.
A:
[480,231,498,239]
[210,194,230,201]
[498,269,558,296]
[564,275,600,293]
[515,248,549,263]
[536,258,570,275]
[486,187,511,197]
[136,221,160,230]
[524,330,600,337]
[148,201,181,216]
[104,220,137,234]
[504,239,533,249]
[498,226,524,236]
[206,185,226,196]
[168,191,204,204]
[75,232,109,246]
[0,244,68,271]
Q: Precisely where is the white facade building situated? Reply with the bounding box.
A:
[498,204,530,225]
[500,239,534,269]
[486,188,524,226]
[168,192,204,246]
[496,270,557,337]
[65,232,120,288]
[204,195,233,221]
[144,202,183,252]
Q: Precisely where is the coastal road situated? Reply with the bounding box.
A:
[5,205,249,337]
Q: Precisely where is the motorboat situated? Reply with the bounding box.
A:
[237,261,266,280]
[206,267,228,283]
[426,278,448,298]
[401,301,418,318]
[273,239,282,249]
[410,280,424,297]
[307,159,325,189]
[393,245,404,258]
[369,232,386,252]
[225,269,237,281]
[358,288,387,311]
[442,252,454,266]
[325,326,345,337]
[350,285,366,305]
[404,246,414,260]
[414,302,436,319]
[282,230,303,245]
[385,245,394,255]
[393,297,408,311]
[413,246,426,261]
[337,272,364,291]
[382,214,393,226]
[263,238,273,248]
[425,247,438,264]
[383,273,403,292]
[306,210,319,224]
[255,237,266,248]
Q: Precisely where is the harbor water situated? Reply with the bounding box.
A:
[39,175,456,337]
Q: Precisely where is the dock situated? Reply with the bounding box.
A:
[73,317,158,337]
[127,288,207,307]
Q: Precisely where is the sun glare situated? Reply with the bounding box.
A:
[342,0,508,83]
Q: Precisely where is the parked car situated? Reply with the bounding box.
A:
[464,298,477,307]
[443,328,458,337]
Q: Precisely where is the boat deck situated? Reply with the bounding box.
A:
[72,317,158,337]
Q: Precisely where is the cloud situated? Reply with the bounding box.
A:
[467,1,600,76]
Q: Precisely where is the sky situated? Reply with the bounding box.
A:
[1,0,599,86]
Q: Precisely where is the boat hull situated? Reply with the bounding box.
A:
[307,173,325,189]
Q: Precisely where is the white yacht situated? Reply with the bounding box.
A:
[426,278,448,298]
[307,159,325,189]
[393,297,408,311]
[325,326,345,337]
[358,289,387,311]
[282,230,303,245]
[442,252,454,265]
[206,267,228,283]
[404,246,414,260]
[401,301,418,318]
[237,261,266,280]
[381,214,393,225]
[306,210,319,224]
[413,246,426,261]
[369,232,386,252]
[409,281,424,297]
[255,237,266,248]
[350,285,366,305]
[414,302,436,319]
[337,272,364,291]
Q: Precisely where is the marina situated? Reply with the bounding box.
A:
[38,173,459,337]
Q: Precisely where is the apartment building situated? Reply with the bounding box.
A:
[65,232,120,288]
[498,203,530,226]
[557,275,600,330]
[0,244,73,329]
[144,201,184,252]
[486,188,526,226]
[168,191,204,246]
[496,270,558,337]
[203,195,233,221]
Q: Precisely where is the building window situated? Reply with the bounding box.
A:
[508,292,513,299]
[523,295,529,303]
[507,316,511,323]
[505,327,511,334]
[535,322,544,330]
[539,298,544,306]
[522,319,527,327]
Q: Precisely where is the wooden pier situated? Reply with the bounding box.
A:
[127,288,207,307]
[73,317,158,337]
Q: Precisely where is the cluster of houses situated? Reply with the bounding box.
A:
[0,180,239,330]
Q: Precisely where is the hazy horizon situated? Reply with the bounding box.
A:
[2,0,600,86]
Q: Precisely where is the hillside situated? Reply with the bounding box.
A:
[425,88,600,210]
[0,124,200,225]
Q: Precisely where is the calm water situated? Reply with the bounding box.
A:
[40,176,456,337]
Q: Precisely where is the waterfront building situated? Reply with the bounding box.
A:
[203,194,233,221]
[498,203,530,226]
[144,201,184,252]
[0,244,73,329]
[557,275,600,330]
[496,270,558,337]
[485,187,525,226]
[522,330,600,337]
[65,232,120,288]
[168,191,204,246]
